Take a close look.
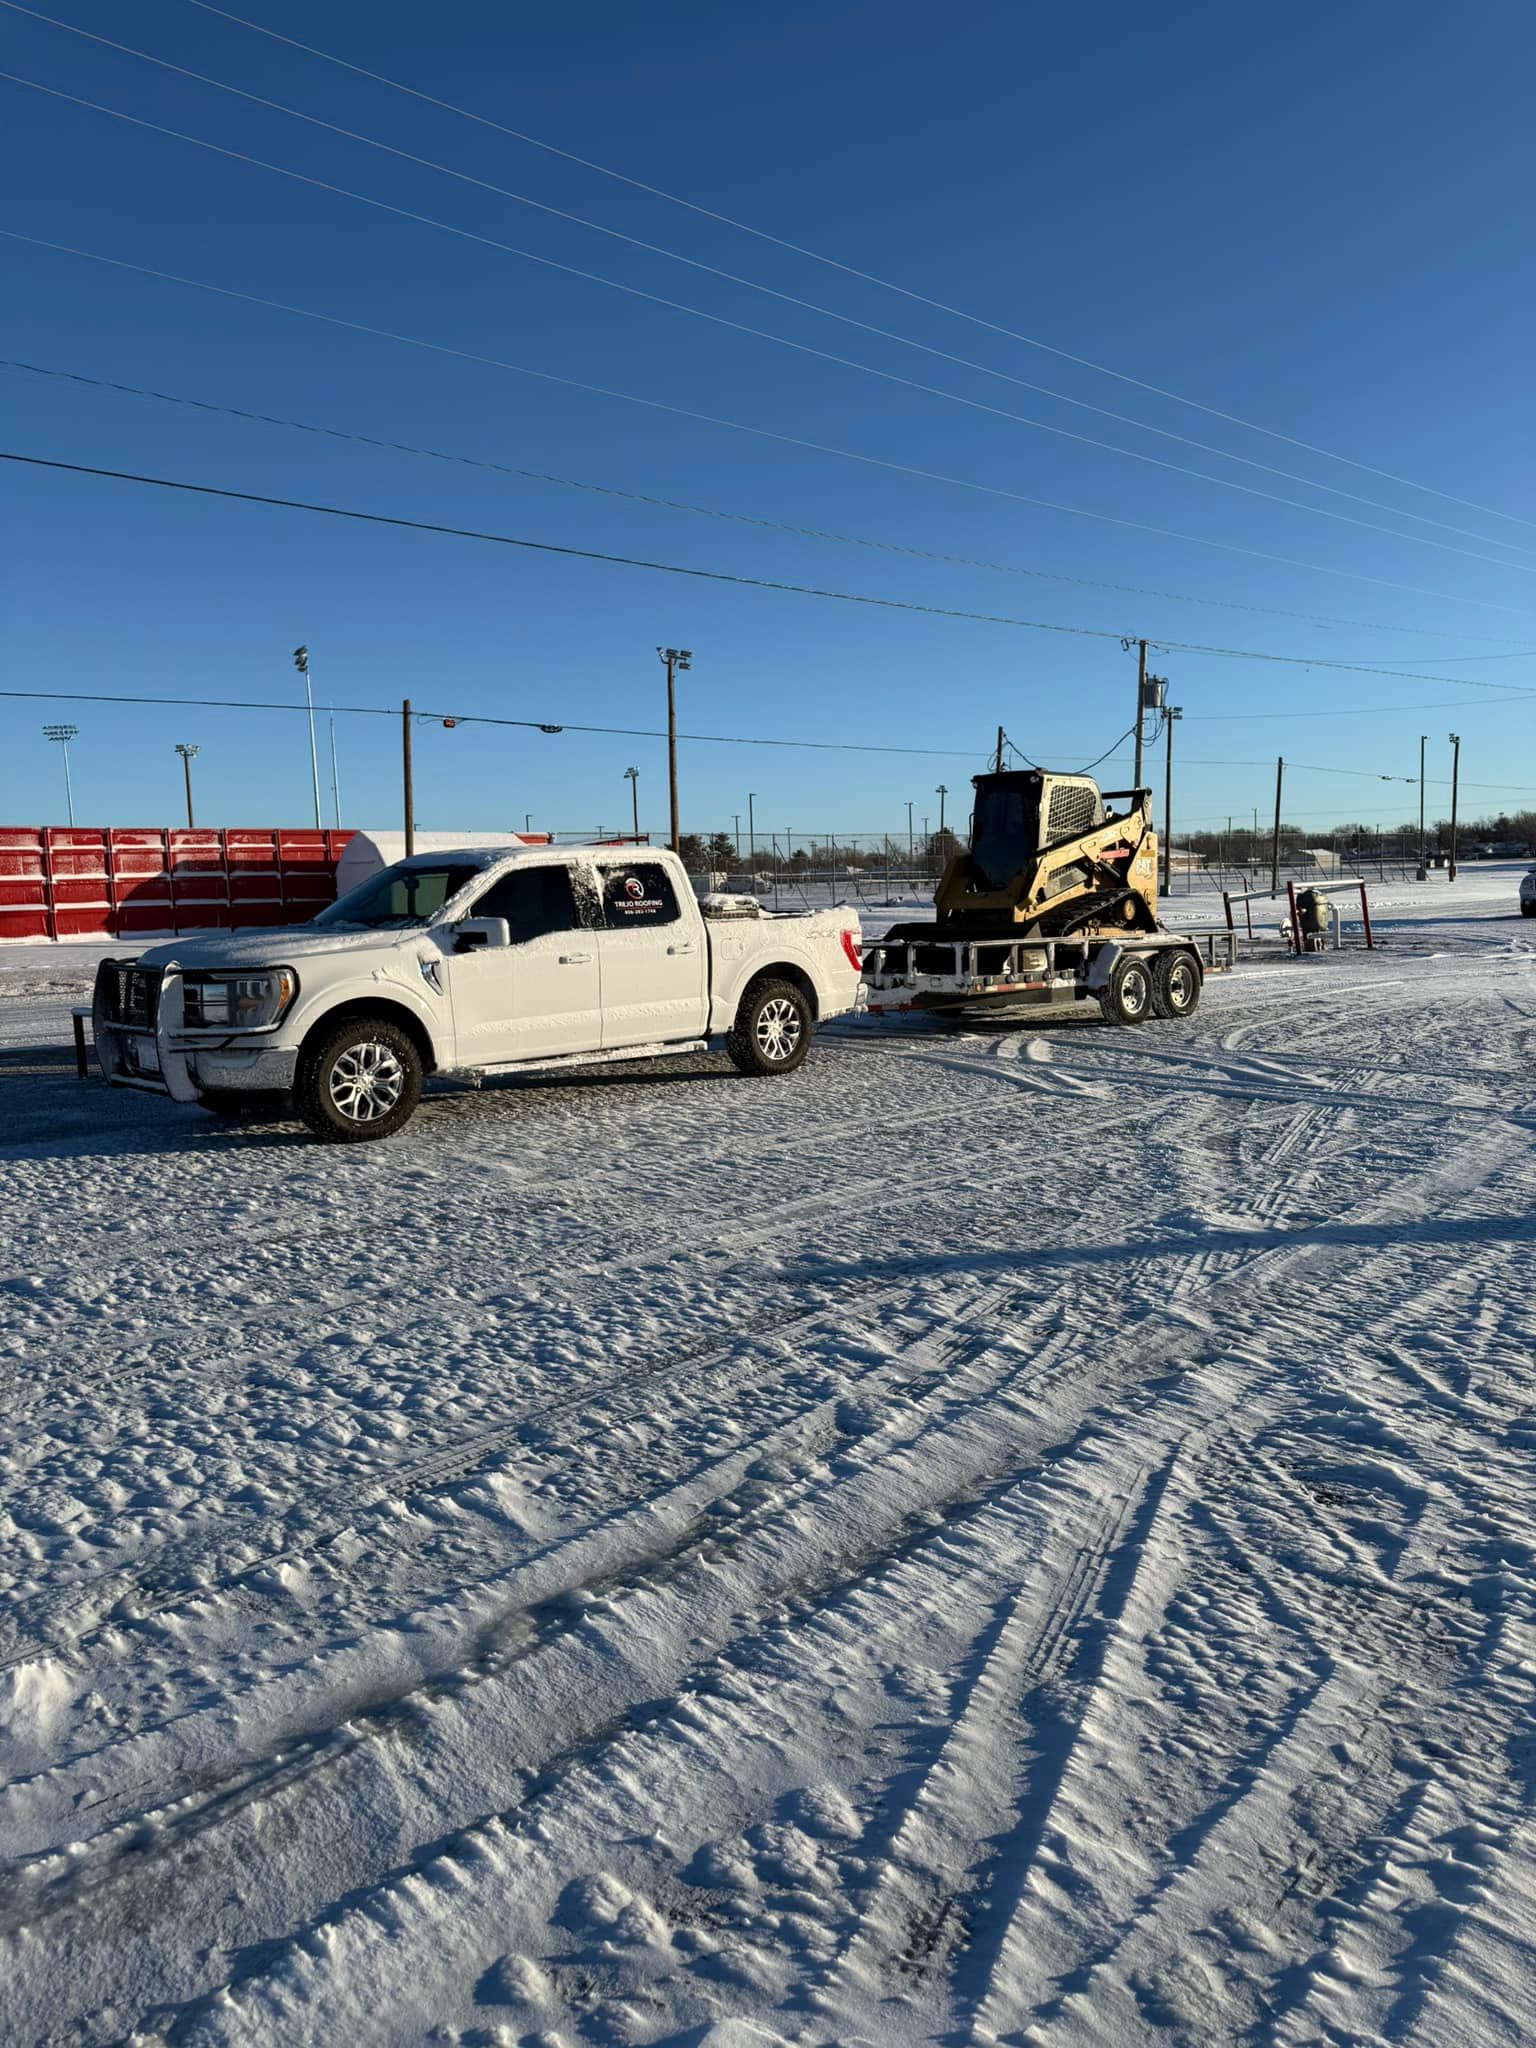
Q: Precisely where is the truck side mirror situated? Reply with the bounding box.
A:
[454,916,511,952]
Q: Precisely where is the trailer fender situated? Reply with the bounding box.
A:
[1084,941,1124,992]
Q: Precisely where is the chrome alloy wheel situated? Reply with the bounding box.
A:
[328,1039,407,1122]
[754,996,804,1063]
[1165,957,1197,1012]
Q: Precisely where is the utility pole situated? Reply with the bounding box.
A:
[1161,707,1182,895]
[936,783,948,837]
[1417,734,1428,879]
[732,813,741,862]
[1447,733,1461,881]
[174,742,199,829]
[1270,756,1284,896]
[906,800,915,865]
[401,698,415,856]
[293,646,322,829]
[1133,639,1148,790]
[657,647,691,853]
[748,792,756,871]
[623,765,640,841]
[994,725,1005,773]
[44,723,78,825]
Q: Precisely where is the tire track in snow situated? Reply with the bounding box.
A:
[24,1116,1517,2048]
[0,1089,1171,1650]
[0,1272,1128,1928]
[0,1268,1066,1856]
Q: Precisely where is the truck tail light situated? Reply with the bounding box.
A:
[839,928,863,971]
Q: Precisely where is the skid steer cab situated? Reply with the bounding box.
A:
[863,766,1234,1025]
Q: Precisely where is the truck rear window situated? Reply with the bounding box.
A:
[599,862,681,927]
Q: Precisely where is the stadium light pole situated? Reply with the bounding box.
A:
[174,742,200,828]
[293,646,322,829]
[1447,733,1461,882]
[624,764,640,841]
[748,792,756,870]
[43,723,78,825]
[657,647,691,853]
[936,783,948,838]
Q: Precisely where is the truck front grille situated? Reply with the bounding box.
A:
[97,961,162,1029]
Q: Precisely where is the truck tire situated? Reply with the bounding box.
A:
[1152,949,1202,1020]
[294,1015,422,1142]
[726,977,812,1076]
[1098,953,1154,1027]
[1523,903,1536,918]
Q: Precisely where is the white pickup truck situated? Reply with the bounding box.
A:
[92,845,864,1142]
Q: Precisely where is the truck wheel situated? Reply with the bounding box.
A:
[1523,903,1536,918]
[727,978,812,1076]
[1152,950,1202,1020]
[294,1016,422,1142]
[1098,954,1154,1027]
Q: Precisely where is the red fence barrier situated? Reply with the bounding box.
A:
[0,828,356,942]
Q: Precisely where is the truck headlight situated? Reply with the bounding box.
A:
[185,969,298,1030]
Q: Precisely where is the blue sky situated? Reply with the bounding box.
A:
[3,0,1533,842]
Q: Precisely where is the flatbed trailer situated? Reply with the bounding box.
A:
[861,925,1237,1025]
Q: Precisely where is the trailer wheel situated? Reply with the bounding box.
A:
[294,1015,422,1142]
[727,977,812,1076]
[1098,954,1154,1026]
[1152,950,1202,1020]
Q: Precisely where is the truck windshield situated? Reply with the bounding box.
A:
[313,862,481,929]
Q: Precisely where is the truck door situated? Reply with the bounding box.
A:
[594,857,708,1048]
[446,860,600,1064]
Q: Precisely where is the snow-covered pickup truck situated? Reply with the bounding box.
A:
[92,845,864,1142]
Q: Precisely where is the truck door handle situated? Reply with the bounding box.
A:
[667,943,695,956]
[559,951,593,965]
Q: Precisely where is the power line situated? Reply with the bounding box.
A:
[1185,695,1536,723]
[8,1,1531,564]
[7,67,1535,581]
[9,450,1536,707]
[16,356,1534,658]
[178,0,1536,540]
[8,683,1526,801]
[0,687,991,759]
[8,227,1531,627]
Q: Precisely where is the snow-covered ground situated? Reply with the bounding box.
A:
[1,868,1533,2047]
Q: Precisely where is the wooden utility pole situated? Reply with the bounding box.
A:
[936,783,948,836]
[994,725,1005,773]
[402,698,415,856]
[657,647,691,853]
[1417,733,1427,879]
[1133,639,1148,790]
[1448,732,1461,881]
[1270,756,1284,896]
